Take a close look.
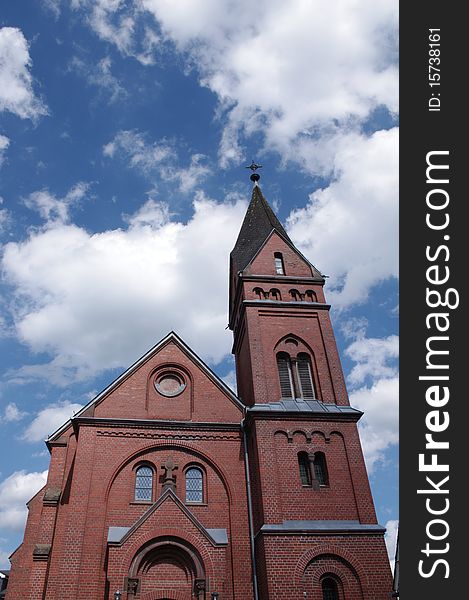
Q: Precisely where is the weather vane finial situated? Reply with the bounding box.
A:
[245,160,262,183]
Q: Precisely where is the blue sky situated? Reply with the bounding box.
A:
[0,0,398,569]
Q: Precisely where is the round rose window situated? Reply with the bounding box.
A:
[154,372,186,397]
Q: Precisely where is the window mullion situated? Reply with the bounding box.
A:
[292,358,301,399]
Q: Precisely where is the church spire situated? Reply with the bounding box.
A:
[230,183,291,274]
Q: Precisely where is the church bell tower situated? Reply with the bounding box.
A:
[230,172,393,599]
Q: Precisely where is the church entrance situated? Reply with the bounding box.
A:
[128,538,206,600]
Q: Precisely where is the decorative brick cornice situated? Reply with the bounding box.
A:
[96,430,240,442]
[244,299,330,310]
[72,416,242,436]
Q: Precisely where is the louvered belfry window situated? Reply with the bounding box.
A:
[322,577,339,600]
[277,352,294,398]
[135,466,153,501]
[297,353,316,399]
[186,467,203,503]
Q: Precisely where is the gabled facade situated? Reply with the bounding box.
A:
[6,184,392,600]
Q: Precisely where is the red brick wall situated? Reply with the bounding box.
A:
[246,234,314,278]
[94,341,242,423]
[233,233,349,407]
[248,419,377,527]
[258,535,393,600]
[9,414,254,599]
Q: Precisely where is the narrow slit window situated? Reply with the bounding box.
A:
[322,577,339,600]
[277,352,294,398]
[186,467,203,503]
[297,353,316,399]
[274,252,285,275]
[314,452,329,486]
[135,466,153,502]
[298,452,312,486]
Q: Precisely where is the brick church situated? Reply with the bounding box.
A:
[6,178,393,599]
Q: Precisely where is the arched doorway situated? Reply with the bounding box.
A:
[128,538,206,600]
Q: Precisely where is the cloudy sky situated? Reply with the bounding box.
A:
[0,0,398,568]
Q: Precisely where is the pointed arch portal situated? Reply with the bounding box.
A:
[129,538,206,600]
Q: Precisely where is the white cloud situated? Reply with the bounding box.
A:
[345,335,399,387]
[221,369,237,394]
[1,402,28,423]
[73,1,397,160]
[385,519,399,571]
[0,134,9,166]
[351,376,398,473]
[23,182,90,224]
[103,130,175,172]
[72,0,160,65]
[0,547,11,569]
[103,130,210,193]
[70,55,127,103]
[42,0,62,19]
[2,193,247,384]
[340,317,369,341]
[0,470,48,531]
[287,128,398,307]
[173,154,211,194]
[123,198,170,229]
[21,401,83,442]
[142,0,397,163]
[0,194,10,234]
[344,326,398,473]
[0,27,48,120]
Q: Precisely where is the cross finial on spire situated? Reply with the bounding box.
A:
[245,160,262,183]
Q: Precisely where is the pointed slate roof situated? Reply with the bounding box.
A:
[231,184,291,272]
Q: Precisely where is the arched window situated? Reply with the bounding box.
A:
[276,352,294,398]
[296,353,316,399]
[185,467,203,503]
[253,287,264,299]
[298,452,312,486]
[314,452,329,486]
[135,465,153,502]
[290,288,301,301]
[322,577,339,600]
[270,288,281,300]
[305,290,317,302]
[274,252,285,275]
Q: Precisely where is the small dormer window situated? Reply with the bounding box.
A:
[274,252,285,275]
